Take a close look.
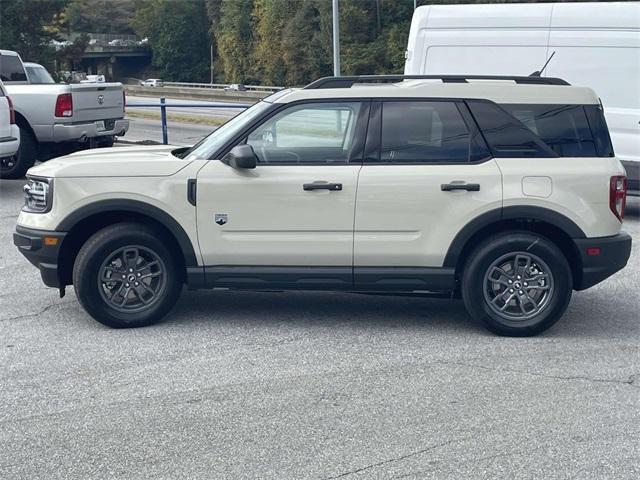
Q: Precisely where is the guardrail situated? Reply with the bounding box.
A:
[163,82,284,93]
[127,97,250,145]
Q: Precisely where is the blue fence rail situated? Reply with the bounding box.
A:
[126,97,251,145]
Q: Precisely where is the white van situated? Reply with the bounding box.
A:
[404,1,640,195]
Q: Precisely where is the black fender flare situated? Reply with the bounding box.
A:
[56,199,199,267]
[443,206,586,268]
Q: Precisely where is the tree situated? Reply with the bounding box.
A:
[0,0,67,69]
[65,0,136,34]
[215,0,255,83]
[133,0,210,82]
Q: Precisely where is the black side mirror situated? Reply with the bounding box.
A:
[223,144,257,169]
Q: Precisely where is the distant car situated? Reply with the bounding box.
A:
[0,79,20,172]
[140,79,163,87]
[23,62,55,85]
[224,83,247,91]
[80,75,106,84]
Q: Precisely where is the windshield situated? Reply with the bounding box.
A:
[184,101,273,160]
[26,65,55,84]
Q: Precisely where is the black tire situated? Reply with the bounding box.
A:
[73,223,183,328]
[96,136,115,148]
[461,231,572,337]
[0,126,37,179]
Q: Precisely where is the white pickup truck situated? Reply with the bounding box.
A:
[0,50,129,179]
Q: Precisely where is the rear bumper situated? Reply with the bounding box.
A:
[574,231,632,290]
[52,118,129,143]
[13,225,66,288]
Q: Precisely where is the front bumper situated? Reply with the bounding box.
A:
[52,118,130,142]
[13,225,66,288]
[574,231,632,290]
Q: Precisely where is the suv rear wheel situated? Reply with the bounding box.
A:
[73,223,182,328]
[461,232,572,336]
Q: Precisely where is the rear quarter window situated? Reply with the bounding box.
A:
[499,104,599,157]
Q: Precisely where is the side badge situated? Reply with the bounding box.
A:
[214,213,228,226]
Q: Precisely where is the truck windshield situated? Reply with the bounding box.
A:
[184,101,272,160]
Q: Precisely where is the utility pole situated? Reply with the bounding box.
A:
[210,44,214,84]
[332,0,340,76]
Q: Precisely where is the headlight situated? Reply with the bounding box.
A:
[23,177,53,213]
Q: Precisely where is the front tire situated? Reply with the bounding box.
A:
[461,232,572,336]
[73,223,182,328]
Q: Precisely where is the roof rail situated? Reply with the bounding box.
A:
[304,75,571,89]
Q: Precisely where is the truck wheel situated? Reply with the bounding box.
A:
[0,127,37,179]
[73,223,183,328]
[461,232,572,337]
[96,136,115,148]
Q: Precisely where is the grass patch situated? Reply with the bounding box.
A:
[126,109,228,126]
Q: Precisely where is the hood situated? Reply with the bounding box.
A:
[28,145,190,178]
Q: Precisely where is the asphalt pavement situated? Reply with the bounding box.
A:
[1,176,639,479]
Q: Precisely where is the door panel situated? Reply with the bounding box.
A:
[196,161,360,267]
[354,99,503,275]
[354,161,503,268]
[195,101,368,272]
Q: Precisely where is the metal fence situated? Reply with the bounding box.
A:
[127,97,250,145]
[163,82,283,93]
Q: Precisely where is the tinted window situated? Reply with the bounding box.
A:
[247,102,362,164]
[380,101,472,163]
[500,104,597,157]
[584,105,614,157]
[467,101,556,158]
[0,55,27,82]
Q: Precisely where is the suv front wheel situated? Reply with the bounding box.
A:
[461,232,573,336]
[73,223,182,328]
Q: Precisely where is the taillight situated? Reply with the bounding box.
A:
[609,175,627,221]
[122,90,126,114]
[6,96,15,124]
[54,93,73,117]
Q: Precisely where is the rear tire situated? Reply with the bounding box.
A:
[0,126,37,179]
[73,223,183,328]
[461,232,572,336]
[96,136,115,148]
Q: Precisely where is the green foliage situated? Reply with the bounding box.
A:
[214,0,255,83]
[65,0,136,34]
[0,0,67,69]
[133,0,211,82]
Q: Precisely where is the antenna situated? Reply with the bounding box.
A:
[530,51,556,77]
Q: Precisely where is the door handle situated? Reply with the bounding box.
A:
[441,182,480,192]
[303,182,343,191]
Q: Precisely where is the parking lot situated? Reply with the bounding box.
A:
[1,177,638,479]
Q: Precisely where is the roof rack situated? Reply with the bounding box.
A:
[304,75,571,89]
